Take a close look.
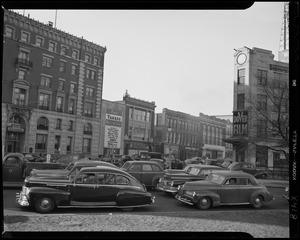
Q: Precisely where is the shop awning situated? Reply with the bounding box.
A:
[222,137,248,145]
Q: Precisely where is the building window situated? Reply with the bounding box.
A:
[42,55,53,68]
[85,54,91,63]
[48,41,56,52]
[72,49,79,59]
[94,57,100,66]
[84,102,93,117]
[257,119,267,138]
[71,64,78,75]
[38,93,50,110]
[18,50,29,61]
[41,75,52,87]
[58,80,65,91]
[257,69,267,86]
[66,137,72,152]
[54,135,61,151]
[68,120,74,131]
[68,98,75,114]
[56,96,64,112]
[5,25,14,38]
[82,138,91,153]
[37,117,49,130]
[56,119,62,129]
[13,88,26,106]
[18,68,27,80]
[70,83,77,94]
[86,69,96,80]
[59,60,66,73]
[61,45,68,55]
[257,94,267,110]
[129,107,133,119]
[36,134,48,150]
[84,123,92,135]
[36,36,44,47]
[21,31,30,43]
[237,94,245,109]
[85,87,94,97]
[237,69,245,85]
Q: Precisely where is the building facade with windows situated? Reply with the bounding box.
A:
[119,91,156,156]
[224,47,289,168]
[2,10,106,157]
[155,109,228,160]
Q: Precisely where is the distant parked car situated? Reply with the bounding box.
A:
[221,159,233,168]
[165,159,185,170]
[157,165,223,194]
[176,170,274,210]
[121,161,164,189]
[102,154,122,166]
[17,166,155,213]
[55,153,91,168]
[30,160,117,179]
[184,157,204,166]
[117,155,134,167]
[228,162,270,179]
[150,158,165,169]
[23,153,46,162]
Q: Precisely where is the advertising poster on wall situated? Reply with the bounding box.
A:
[104,109,122,149]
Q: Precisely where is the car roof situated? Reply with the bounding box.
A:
[211,170,255,178]
[79,166,134,178]
[73,160,116,167]
[4,152,24,158]
[191,164,223,169]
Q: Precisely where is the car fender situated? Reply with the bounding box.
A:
[152,176,163,185]
[29,186,70,206]
[116,189,151,206]
[194,191,220,206]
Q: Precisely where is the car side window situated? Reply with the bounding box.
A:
[151,165,160,172]
[4,156,20,166]
[75,173,96,184]
[116,175,130,185]
[200,169,211,176]
[142,164,153,172]
[129,164,142,172]
[100,174,115,185]
[224,178,237,185]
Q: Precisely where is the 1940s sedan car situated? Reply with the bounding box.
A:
[30,160,117,179]
[157,165,223,194]
[228,162,270,179]
[16,166,155,213]
[176,171,274,210]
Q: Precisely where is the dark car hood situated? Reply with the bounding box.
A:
[183,180,219,188]
[31,169,69,177]
[26,176,71,184]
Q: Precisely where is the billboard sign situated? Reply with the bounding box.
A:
[104,109,122,149]
[233,110,248,135]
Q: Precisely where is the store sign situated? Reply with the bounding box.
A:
[233,110,248,135]
[104,110,122,148]
[7,123,24,132]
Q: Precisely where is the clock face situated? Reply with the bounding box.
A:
[237,53,247,65]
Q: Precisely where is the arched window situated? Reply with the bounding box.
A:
[37,117,49,130]
[83,123,92,135]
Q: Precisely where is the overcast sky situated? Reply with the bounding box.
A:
[12,2,284,117]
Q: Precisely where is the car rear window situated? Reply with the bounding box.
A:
[121,162,131,170]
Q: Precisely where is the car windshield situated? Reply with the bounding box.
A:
[189,167,200,176]
[65,163,75,171]
[121,162,130,170]
[206,173,225,184]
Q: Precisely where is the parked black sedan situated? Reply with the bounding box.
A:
[228,162,271,179]
[176,171,274,210]
[157,165,223,194]
[17,166,155,213]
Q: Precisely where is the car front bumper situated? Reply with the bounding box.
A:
[175,194,194,205]
[157,183,178,193]
[16,192,30,207]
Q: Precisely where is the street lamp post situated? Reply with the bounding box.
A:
[168,128,172,169]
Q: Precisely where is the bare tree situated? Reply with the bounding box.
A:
[246,76,289,161]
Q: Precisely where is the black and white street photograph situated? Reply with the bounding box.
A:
[2,1,298,238]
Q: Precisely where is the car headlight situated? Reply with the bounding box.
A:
[22,186,30,195]
[192,191,196,197]
[285,186,289,192]
[159,178,162,183]
[177,185,181,191]
[170,181,174,186]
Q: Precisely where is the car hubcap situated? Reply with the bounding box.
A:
[201,199,208,206]
[41,199,50,209]
[255,198,260,205]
